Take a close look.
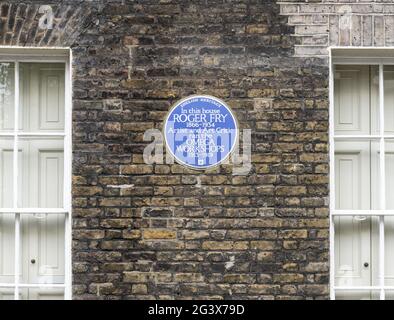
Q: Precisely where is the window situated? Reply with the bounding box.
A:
[0,48,71,300]
[330,48,394,300]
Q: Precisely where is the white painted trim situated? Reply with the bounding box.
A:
[0,283,65,288]
[333,135,381,140]
[0,45,70,50]
[330,46,394,50]
[329,47,394,300]
[63,50,73,301]
[331,46,394,64]
[0,46,69,57]
[328,47,335,300]
[0,47,68,63]
[333,210,394,216]
[379,64,386,300]
[0,208,68,214]
[333,58,394,65]
[0,132,66,137]
[0,58,69,63]
[334,286,394,290]
[0,47,72,300]
[13,61,20,300]
[334,135,394,140]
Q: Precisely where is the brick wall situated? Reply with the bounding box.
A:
[279,0,394,57]
[0,0,330,299]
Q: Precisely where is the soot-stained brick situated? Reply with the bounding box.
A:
[0,0,330,300]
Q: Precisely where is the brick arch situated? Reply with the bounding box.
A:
[278,0,394,57]
[0,2,100,47]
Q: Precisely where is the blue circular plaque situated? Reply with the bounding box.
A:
[164,95,238,169]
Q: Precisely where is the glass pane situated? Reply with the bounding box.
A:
[334,65,378,135]
[371,65,380,135]
[370,216,381,287]
[0,137,14,207]
[335,140,380,210]
[385,216,394,286]
[0,213,15,285]
[335,290,379,300]
[21,214,65,286]
[334,215,373,288]
[20,288,64,300]
[386,291,394,300]
[19,63,65,132]
[0,62,14,131]
[18,137,64,208]
[385,140,394,209]
[384,66,394,135]
[0,287,14,300]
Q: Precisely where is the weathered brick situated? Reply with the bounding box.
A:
[142,229,177,240]
[73,230,105,240]
[273,274,304,284]
[279,230,308,239]
[250,241,276,250]
[202,241,248,250]
[0,0,329,300]
[121,165,153,175]
[174,273,204,282]
[132,284,147,294]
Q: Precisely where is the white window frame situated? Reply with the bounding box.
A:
[329,46,394,300]
[0,46,72,300]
